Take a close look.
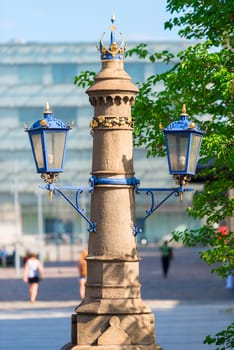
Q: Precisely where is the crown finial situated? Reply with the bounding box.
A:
[97,15,126,61]
[111,13,116,24]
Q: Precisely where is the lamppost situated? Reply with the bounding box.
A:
[26,16,203,350]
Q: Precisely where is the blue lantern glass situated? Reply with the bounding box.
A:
[163,105,204,177]
[25,102,71,183]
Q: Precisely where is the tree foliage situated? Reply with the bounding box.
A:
[204,322,234,350]
[125,0,234,279]
[74,0,234,279]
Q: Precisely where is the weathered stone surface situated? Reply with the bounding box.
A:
[97,316,131,345]
[62,344,163,350]
[92,129,134,175]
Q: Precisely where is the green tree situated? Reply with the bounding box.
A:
[125,0,234,280]
[75,1,233,280]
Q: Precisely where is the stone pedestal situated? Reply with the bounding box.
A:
[61,58,162,350]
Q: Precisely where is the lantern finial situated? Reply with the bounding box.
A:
[44,101,52,114]
[181,104,188,115]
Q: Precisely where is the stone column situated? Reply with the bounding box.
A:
[61,18,162,350]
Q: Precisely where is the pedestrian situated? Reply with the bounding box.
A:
[23,252,43,303]
[160,240,173,278]
[0,246,8,267]
[77,249,88,300]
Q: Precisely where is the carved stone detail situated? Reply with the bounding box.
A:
[97,316,131,345]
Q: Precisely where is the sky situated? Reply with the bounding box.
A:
[0,0,180,43]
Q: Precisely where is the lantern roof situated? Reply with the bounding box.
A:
[97,14,126,61]
[163,104,204,135]
[28,102,71,131]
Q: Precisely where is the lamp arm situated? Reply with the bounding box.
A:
[42,184,96,232]
[133,186,193,235]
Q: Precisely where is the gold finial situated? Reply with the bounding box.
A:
[69,120,75,128]
[159,122,164,130]
[40,119,47,127]
[49,190,53,200]
[181,104,188,116]
[110,14,117,31]
[182,104,187,114]
[189,122,196,128]
[44,101,52,114]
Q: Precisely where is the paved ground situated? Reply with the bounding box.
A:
[0,246,233,350]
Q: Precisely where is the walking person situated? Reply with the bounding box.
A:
[23,252,43,303]
[160,240,173,278]
[77,249,88,300]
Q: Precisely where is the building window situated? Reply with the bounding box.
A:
[52,64,77,84]
[125,63,145,83]
[18,107,77,124]
[154,62,175,74]
[17,64,44,84]
[52,107,78,123]
[77,63,99,74]
[18,107,42,124]
[0,64,17,85]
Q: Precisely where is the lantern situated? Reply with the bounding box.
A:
[25,102,72,183]
[163,105,204,178]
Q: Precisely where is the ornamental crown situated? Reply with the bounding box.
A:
[97,14,126,61]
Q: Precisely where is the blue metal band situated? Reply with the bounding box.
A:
[91,176,140,187]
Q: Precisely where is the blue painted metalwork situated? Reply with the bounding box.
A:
[29,103,202,235]
[43,183,96,232]
[91,176,140,186]
[25,102,71,175]
[163,105,204,176]
[133,185,194,235]
[40,175,193,235]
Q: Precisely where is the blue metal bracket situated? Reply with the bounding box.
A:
[42,183,96,232]
[133,185,194,236]
[40,176,193,237]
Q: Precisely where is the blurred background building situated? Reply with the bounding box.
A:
[0,41,201,260]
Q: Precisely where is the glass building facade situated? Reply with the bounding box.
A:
[0,42,200,253]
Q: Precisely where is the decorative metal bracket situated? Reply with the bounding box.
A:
[133,185,194,236]
[42,183,96,232]
[40,176,193,236]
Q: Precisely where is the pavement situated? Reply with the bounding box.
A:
[0,246,233,350]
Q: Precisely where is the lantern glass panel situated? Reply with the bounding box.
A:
[188,134,202,173]
[167,134,188,172]
[45,131,66,169]
[31,133,44,169]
